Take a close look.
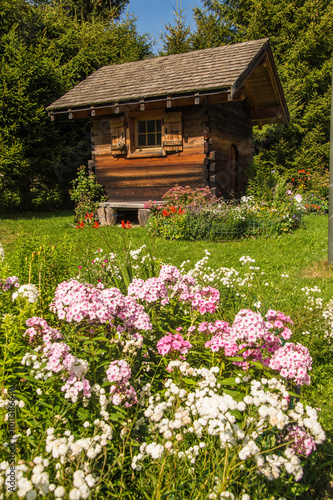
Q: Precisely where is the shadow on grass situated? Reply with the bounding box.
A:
[0,209,74,221]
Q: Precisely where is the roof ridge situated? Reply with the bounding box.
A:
[95,37,270,72]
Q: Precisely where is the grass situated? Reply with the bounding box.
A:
[1,210,333,497]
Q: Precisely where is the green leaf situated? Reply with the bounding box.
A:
[182,377,197,386]
[222,388,244,401]
[218,377,237,385]
[247,361,264,370]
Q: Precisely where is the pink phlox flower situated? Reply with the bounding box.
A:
[45,342,71,373]
[110,383,137,406]
[205,335,238,356]
[159,265,182,285]
[157,333,192,356]
[266,309,293,325]
[190,287,220,314]
[61,374,91,399]
[285,425,316,456]
[24,317,63,345]
[1,276,20,291]
[50,280,152,333]
[106,360,131,383]
[231,310,268,343]
[107,360,137,406]
[269,342,312,385]
[281,327,292,340]
[128,277,169,304]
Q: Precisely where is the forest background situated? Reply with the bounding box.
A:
[0,0,332,212]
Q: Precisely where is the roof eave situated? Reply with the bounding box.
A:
[46,87,232,116]
[231,40,289,125]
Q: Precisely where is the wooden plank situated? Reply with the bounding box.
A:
[103,183,205,202]
[95,165,203,178]
[94,151,205,166]
[164,111,183,152]
[97,173,204,188]
[164,112,182,123]
[250,106,282,121]
[93,145,112,155]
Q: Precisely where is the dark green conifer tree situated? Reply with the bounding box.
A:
[0,0,151,210]
[160,5,192,55]
[191,0,333,193]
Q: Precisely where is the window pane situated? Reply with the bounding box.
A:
[156,120,161,132]
[138,134,146,146]
[147,120,155,133]
[156,133,161,145]
[138,121,146,134]
[147,134,156,146]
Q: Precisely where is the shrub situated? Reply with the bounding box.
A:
[161,185,217,208]
[70,166,107,222]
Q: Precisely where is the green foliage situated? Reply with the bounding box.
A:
[191,0,333,183]
[8,233,77,300]
[0,1,151,212]
[160,7,192,55]
[54,0,128,21]
[70,165,107,222]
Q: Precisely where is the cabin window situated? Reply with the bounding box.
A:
[127,111,183,157]
[137,119,162,148]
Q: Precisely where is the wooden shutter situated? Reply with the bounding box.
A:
[92,118,111,155]
[163,112,182,152]
[110,117,126,155]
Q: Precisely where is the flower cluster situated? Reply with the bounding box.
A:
[269,343,312,385]
[156,332,192,357]
[0,275,20,292]
[11,250,327,499]
[127,264,220,316]
[12,284,39,303]
[200,309,311,384]
[0,242,4,261]
[24,316,63,345]
[284,425,316,456]
[106,360,137,406]
[1,422,110,500]
[50,279,152,333]
[22,318,91,402]
[132,362,325,486]
[121,220,132,229]
[128,277,169,304]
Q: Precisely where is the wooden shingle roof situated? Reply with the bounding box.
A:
[47,39,271,110]
[47,38,289,125]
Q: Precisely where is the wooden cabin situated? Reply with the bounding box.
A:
[46,38,289,218]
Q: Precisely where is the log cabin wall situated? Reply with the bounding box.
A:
[91,106,208,203]
[208,101,255,197]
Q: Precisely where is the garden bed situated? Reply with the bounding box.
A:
[0,212,332,498]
